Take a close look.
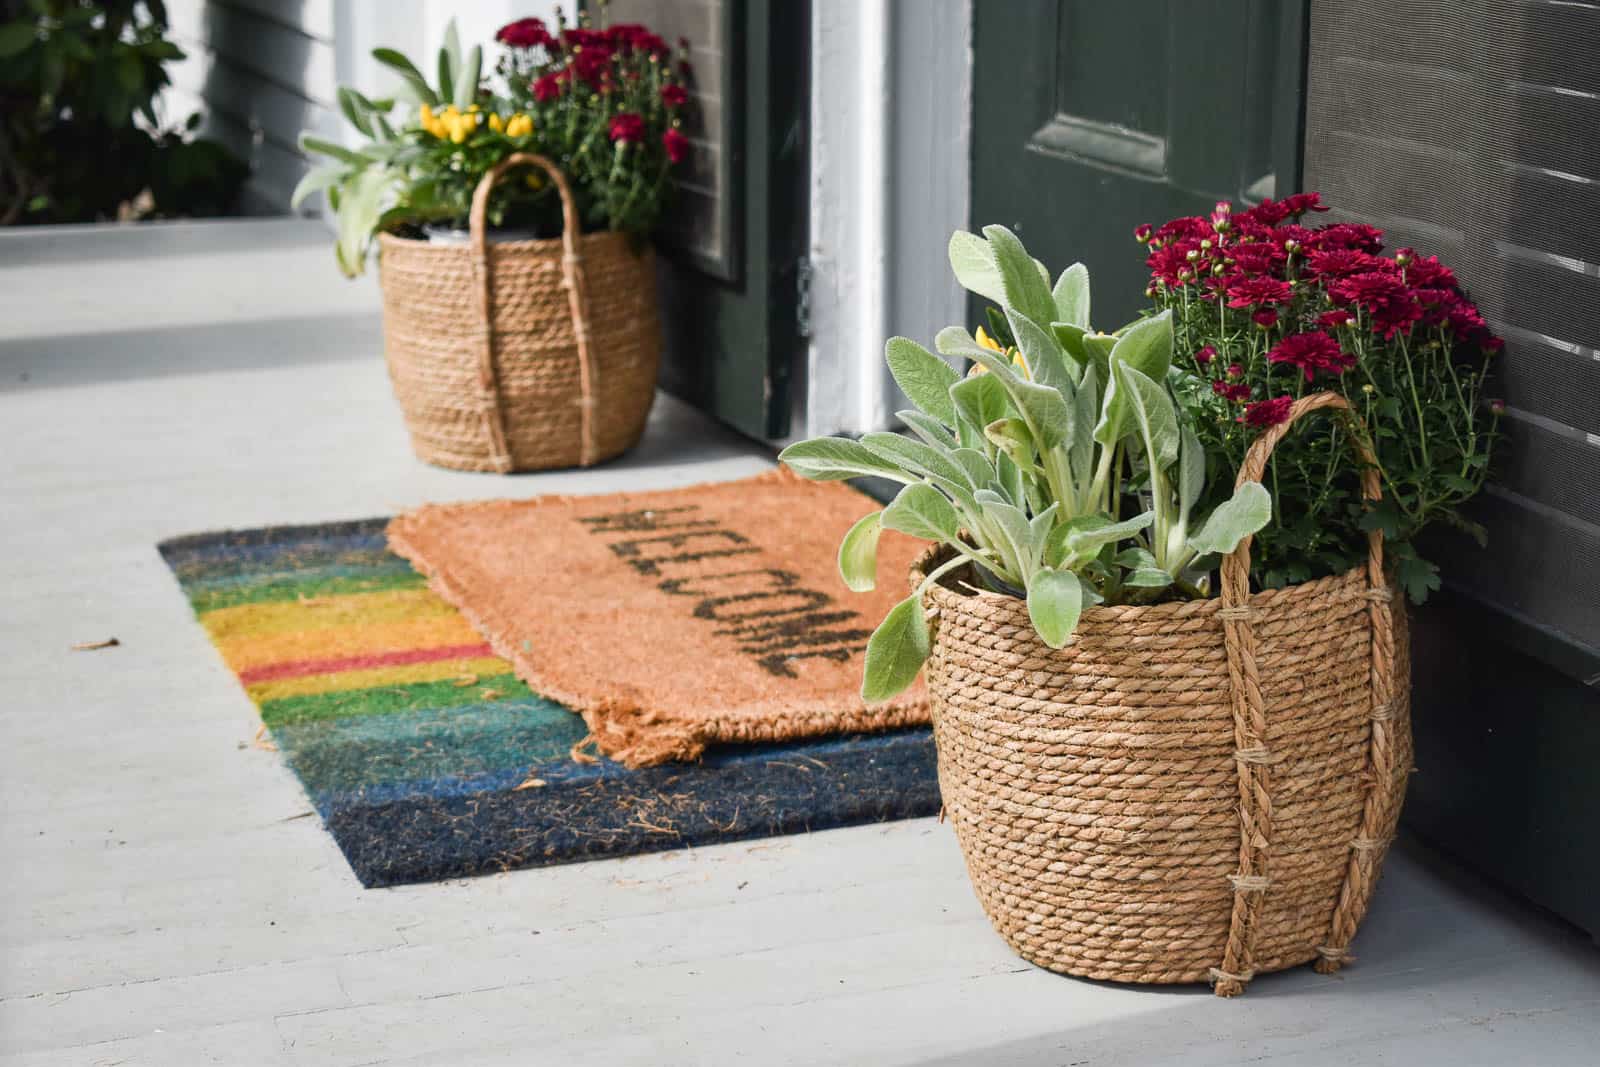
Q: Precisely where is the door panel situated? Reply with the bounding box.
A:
[603,0,807,440]
[972,0,1306,328]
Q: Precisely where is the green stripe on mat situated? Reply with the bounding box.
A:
[274,698,586,795]
[259,672,528,727]
[190,568,428,613]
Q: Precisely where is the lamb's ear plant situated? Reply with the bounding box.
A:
[780,226,1273,702]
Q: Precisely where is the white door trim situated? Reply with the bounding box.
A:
[801,0,973,439]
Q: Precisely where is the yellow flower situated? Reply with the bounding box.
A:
[505,113,533,139]
[488,112,505,133]
[967,324,1031,379]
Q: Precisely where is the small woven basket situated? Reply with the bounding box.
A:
[377,153,660,472]
[913,393,1413,997]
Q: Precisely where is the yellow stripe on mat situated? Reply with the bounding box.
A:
[213,614,486,674]
[200,587,458,640]
[245,655,510,704]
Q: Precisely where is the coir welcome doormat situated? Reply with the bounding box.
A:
[159,516,939,888]
[387,469,931,767]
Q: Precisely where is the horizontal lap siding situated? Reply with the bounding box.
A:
[162,0,338,214]
[1304,0,1600,659]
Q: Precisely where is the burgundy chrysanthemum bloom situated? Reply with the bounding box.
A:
[608,112,645,143]
[1245,198,1291,226]
[571,45,614,87]
[1193,344,1216,365]
[1304,248,1388,279]
[1243,395,1294,427]
[497,17,553,48]
[1253,308,1279,328]
[1370,298,1422,340]
[1147,241,1200,288]
[1317,308,1355,330]
[1401,251,1457,290]
[1314,222,1385,253]
[1212,381,1251,403]
[1134,222,1153,244]
[1267,331,1354,382]
[1229,247,1285,277]
[1279,192,1328,217]
[662,127,689,164]
[531,72,562,102]
[1329,270,1406,309]
[1153,215,1212,246]
[661,83,688,107]
[1226,275,1294,308]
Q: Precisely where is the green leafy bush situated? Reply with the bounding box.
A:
[780,227,1272,702]
[0,0,247,224]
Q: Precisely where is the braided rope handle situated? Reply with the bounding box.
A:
[468,152,599,470]
[1209,392,1397,996]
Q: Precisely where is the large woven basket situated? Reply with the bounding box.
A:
[377,153,660,472]
[913,393,1413,997]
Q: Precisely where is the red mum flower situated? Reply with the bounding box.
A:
[1305,248,1388,279]
[662,127,689,164]
[1229,246,1285,277]
[1193,345,1216,365]
[531,72,562,102]
[1314,222,1385,253]
[1134,222,1153,244]
[661,83,688,107]
[1328,270,1406,309]
[1267,331,1353,382]
[1317,309,1355,330]
[608,112,645,143]
[1243,395,1294,427]
[1226,275,1294,308]
[1279,192,1327,217]
[1213,381,1252,403]
[1244,198,1291,226]
[1252,308,1279,328]
[1401,251,1457,290]
[497,17,553,48]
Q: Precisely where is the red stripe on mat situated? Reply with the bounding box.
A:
[237,642,496,685]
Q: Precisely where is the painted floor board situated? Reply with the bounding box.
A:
[2,220,1598,1065]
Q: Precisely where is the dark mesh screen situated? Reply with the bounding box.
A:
[1303,0,1600,658]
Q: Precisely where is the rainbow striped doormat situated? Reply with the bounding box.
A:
[158,519,939,888]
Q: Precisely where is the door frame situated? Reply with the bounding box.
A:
[798,0,974,440]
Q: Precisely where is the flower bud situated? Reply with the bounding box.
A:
[1284,239,1301,254]
[1362,383,1376,394]
[1186,249,1199,262]
[1134,223,1153,244]
[1488,398,1506,415]
[1200,238,1213,251]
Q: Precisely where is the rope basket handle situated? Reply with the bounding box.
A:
[467,152,599,469]
[1219,392,1384,607]
[1209,391,1396,997]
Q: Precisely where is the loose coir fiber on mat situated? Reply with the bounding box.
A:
[388,469,930,766]
[158,515,939,889]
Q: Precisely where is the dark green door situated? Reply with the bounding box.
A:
[971,0,1306,328]
[605,0,808,440]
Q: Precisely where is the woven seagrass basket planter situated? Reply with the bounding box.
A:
[912,394,1414,997]
[377,153,660,473]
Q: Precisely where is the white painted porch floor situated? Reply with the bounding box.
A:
[2,220,1598,1066]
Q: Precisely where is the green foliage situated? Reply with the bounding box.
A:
[780,227,1272,701]
[305,9,693,277]
[0,0,247,225]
